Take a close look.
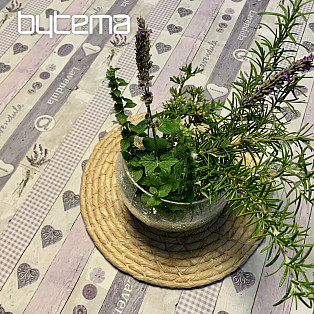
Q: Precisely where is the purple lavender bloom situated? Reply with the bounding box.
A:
[303,63,313,71]
[305,53,314,62]
[282,71,290,79]
[301,54,314,72]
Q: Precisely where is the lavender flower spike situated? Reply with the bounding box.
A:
[135,17,153,104]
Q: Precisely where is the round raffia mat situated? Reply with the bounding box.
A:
[80,115,260,288]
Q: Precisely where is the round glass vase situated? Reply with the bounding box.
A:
[116,152,227,232]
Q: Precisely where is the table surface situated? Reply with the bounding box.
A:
[0,0,313,313]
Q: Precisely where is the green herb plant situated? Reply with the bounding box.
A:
[106,1,314,308]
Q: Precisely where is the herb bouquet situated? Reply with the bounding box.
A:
[106,0,314,308]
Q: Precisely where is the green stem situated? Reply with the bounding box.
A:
[201,135,314,155]
[145,88,159,162]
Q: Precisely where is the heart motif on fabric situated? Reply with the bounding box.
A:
[0,305,13,314]
[303,41,314,52]
[149,64,160,74]
[41,225,63,248]
[129,84,144,97]
[282,106,301,122]
[0,160,14,177]
[309,23,314,33]
[82,43,101,56]
[17,263,40,289]
[81,160,88,171]
[46,9,59,18]
[178,7,193,17]
[231,268,255,293]
[13,43,28,55]
[0,62,11,74]
[156,42,172,54]
[207,83,229,99]
[167,24,183,35]
[98,131,107,141]
[62,190,80,211]
[295,86,308,96]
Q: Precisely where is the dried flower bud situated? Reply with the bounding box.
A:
[134,136,144,148]
[191,153,198,160]
[152,117,160,127]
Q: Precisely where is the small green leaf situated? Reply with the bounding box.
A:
[130,158,140,167]
[116,112,127,125]
[138,176,150,186]
[146,196,162,207]
[141,193,150,203]
[139,155,157,175]
[160,154,173,161]
[143,138,155,151]
[124,98,137,108]
[139,155,155,164]
[156,138,168,149]
[143,137,168,151]
[279,266,289,287]
[131,120,146,134]
[149,186,158,195]
[113,89,121,97]
[117,78,128,86]
[158,118,178,134]
[130,168,143,182]
[120,138,131,151]
[159,155,178,173]
[158,183,172,197]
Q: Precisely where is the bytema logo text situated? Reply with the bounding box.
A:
[18,11,130,38]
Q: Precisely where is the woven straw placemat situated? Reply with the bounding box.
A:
[80,115,260,288]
